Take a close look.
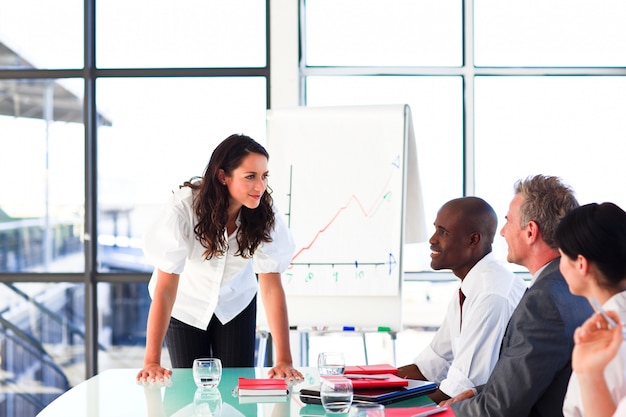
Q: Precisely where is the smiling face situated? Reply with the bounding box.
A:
[222,152,269,213]
[429,203,475,278]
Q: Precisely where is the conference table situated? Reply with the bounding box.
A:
[36,367,437,416]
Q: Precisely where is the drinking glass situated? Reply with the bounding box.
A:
[318,352,345,376]
[348,403,385,417]
[193,387,223,417]
[192,358,222,389]
[320,377,353,414]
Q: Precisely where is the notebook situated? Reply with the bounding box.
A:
[237,377,289,396]
[331,373,408,390]
[238,394,290,404]
[298,378,437,406]
[344,364,399,375]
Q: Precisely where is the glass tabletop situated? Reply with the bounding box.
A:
[36,367,434,417]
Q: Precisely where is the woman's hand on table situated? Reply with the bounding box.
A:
[136,363,172,383]
[267,362,304,381]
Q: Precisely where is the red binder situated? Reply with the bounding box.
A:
[299,378,437,406]
[323,374,408,389]
[344,364,399,375]
[237,378,288,396]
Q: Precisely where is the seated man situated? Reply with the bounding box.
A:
[444,175,594,417]
[397,196,526,403]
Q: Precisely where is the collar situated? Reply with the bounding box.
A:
[528,258,559,287]
[459,252,496,297]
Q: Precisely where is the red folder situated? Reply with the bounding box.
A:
[344,364,398,375]
[324,374,408,389]
[237,378,288,396]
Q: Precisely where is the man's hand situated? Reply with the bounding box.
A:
[439,388,476,407]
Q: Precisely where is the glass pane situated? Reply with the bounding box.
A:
[305,0,461,67]
[475,0,626,67]
[305,75,463,271]
[96,0,266,68]
[0,0,83,69]
[0,79,85,273]
[0,282,86,415]
[97,282,278,371]
[96,77,267,272]
[475,76,626,268]
[97,282,171,371]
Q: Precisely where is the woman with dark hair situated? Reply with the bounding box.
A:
[136,134,303,383]
[556,202,626,417]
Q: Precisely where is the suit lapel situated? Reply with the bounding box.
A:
[498,258,560,353]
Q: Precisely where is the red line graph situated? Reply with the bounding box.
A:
[290,167,397,263]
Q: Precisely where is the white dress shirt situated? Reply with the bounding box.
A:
[415,252,527,396]
[563,291,626,417]
[142,186,295,329]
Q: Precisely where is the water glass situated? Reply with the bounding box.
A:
[318,352,345,376]
[348,403,385,417]
[320,377,353,414]
[193,387,222,417]
[192,358,222,389]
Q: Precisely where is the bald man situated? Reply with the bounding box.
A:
[398,197,527,403]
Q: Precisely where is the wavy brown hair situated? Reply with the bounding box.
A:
[181,134,275,259]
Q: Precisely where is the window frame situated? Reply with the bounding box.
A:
[298,0,626,197]
[0,0,272,379]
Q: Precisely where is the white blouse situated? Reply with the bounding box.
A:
[563,291,626,417]
[142,186,295,329]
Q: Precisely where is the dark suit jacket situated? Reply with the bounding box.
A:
[450,258,593,417]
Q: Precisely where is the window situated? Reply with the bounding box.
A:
[474,0,626,67]
[0,0,269,413]
[305,0,461,67]
[96,0,266,68]
[301,0,626,271]
[96,77,267,273]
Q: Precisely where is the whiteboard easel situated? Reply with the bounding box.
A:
[258,104,425,334]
